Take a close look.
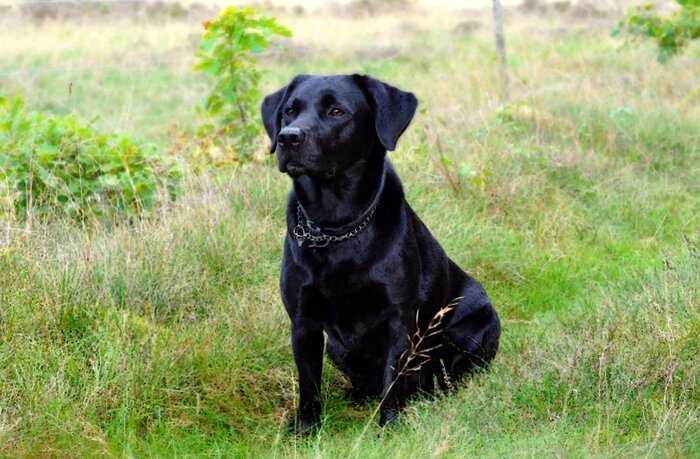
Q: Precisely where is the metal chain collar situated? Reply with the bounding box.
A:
[293,202,378,248]
[292,168,386,248]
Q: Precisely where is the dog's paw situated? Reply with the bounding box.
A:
[344,387,374,406]
[378,407,399,427]
[288,415,320,436]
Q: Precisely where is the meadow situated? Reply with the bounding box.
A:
[1,1,699,457]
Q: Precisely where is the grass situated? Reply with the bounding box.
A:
[1,1,699,457]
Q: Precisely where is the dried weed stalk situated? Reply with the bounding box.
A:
[350,297,462,455]
[395,296,462,378]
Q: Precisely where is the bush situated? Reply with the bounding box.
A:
[194,7,291,165]
[614,0,700,62]
[0,96,181,222]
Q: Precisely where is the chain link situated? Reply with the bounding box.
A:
[293,203,378,248]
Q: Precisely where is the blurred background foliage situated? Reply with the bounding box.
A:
[193,6,291,167]
[0,95,181,222]
[615,0,700,62]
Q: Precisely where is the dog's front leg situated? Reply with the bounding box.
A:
[290,318,324,434]
[378,331,414,426]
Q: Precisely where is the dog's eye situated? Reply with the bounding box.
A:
[328,107,345,117]
[284,107,295,117]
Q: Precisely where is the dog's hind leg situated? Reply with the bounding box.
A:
[442,296,500,379]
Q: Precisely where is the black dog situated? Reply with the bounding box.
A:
[261,74,500,432]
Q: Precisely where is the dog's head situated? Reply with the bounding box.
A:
[261,74,418,179]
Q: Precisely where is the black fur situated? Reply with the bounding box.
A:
[261,74,500,433]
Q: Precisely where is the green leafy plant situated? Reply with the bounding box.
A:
[0,95,181,222]
[614,0,700,62]
[194,7,291,165]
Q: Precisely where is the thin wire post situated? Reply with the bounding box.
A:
[492,0,509,103]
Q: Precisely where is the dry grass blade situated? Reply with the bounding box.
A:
[350,297,462,455]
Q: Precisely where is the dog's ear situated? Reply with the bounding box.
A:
[353,74,418,151]
[261,75,309,153]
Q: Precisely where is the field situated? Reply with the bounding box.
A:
[1,0,699,457]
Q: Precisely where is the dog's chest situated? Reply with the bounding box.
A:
[315,282,395,351]
[315,265,374,297]
[295,245,412,314]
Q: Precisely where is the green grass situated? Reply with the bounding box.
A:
[1,3,699,457]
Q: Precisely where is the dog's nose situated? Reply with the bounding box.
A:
[277,127,305,148]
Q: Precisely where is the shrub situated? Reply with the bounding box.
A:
[614,0,700,62]
[194,7,291,165]
[0,96,181,222]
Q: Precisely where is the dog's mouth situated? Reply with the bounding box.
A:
[283,161,336,180]
[285,162,307,178]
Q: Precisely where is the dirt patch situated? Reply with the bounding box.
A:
[552,1,571,14]
[452,20,482,36]
[568,1,609,19]
[15,1,218,24]
[518,0,612,18]
[519,0,549,14]
[332,0,415,18]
